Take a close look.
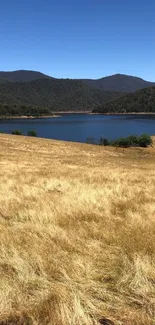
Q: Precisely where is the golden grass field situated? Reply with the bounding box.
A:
[0,134,155,325]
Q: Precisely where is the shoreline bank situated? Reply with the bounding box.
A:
[90,112,155,115]
[0,114,61,120]
[1,111,155,119]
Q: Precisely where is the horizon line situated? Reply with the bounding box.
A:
[0,69,154,82]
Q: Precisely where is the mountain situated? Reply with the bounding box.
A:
[0,70,155,116]
[82,74,155,93]
[0,78,122,116]
[0,70,51,82]
[92,87,155,114]
[0,70,154,92]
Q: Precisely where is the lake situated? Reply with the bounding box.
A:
[0,114,155,143]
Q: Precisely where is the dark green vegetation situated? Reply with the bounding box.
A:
[0,70,155,116]
[99,134,152,148]
[0,79,122,116]
[93,87,155,114]
[0,103,51,117]
[28,130,37,137]
[12,130,22,135]
[0,79,8,84]
[11,129,37,136]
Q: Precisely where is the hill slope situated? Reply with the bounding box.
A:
[0,133,155,325]
[1,70,154,115]
[93,86,155,113]
[0,78,8,84]
[0,70,154,92]
[82,74,155,92]
[0,79,122,115]
[0,70,51,82]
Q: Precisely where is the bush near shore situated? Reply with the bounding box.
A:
[87,134,152,148]
[11,130,37,136]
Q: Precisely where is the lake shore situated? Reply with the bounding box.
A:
[0,112,92,119]
[0,114,62,120]
[0,111,155,120]
[53,111,155,115]
[90,112,155,115]
[1,111,155,119]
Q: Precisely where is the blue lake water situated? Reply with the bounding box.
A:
[0,114,155,143]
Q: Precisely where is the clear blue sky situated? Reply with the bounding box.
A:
[0,0,154,80]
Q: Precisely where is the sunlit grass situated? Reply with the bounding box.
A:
[0,134,155,325]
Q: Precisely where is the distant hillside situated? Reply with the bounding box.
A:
[0,70,154,92]
[93,87,155,114]
[0,78,8,84]
[0,70,51,82]
[82,74,155,93]
[0,78,122,116]
[0,70,154,116]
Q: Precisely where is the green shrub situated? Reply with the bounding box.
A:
[138,134,152,147]
[87,134,152,148]
[127,135,139,147]
[112,137,132,148]
[12,130,22,135]
[27,130,37,137]
[110,134,152,148]
[99,137,111,146]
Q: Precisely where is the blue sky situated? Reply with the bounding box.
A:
[0,0,154,80]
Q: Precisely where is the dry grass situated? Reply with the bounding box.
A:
[0,134,155,325]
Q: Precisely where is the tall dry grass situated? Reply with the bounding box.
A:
[0,134,155,325]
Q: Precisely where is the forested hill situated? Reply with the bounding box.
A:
[0,78,122,116]
[82,74,155,92]
[0,70,51,82]
[0,70,154,92]
[1,70,155,116]
[92,87,155,114]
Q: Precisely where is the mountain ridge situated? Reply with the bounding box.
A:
[81,73,155,92]
[0,70,154,92]
[0,70,52,82]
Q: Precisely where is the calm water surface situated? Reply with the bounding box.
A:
[0,114,155,143]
